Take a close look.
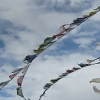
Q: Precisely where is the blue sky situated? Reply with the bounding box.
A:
[0,0,100,100]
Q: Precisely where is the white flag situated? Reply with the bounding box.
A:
[93,86,100,94]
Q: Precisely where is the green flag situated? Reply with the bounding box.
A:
[50,78,61,84]
[94,6,100,11]
[43,83,53,89]
[16,87,26,100]
[44,37,55,45]
[0,80,10,90]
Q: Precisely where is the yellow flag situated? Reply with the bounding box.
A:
[86,59,95,63]
[90,78,100,83]
[34,48,45,54]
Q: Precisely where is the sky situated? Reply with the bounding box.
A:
[0,0,100,100]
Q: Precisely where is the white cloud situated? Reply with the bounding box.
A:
[70,0,85,6]
[77,31,97,36]
[0,0,100,100]
[95,46,100,50]
[73,37,96,48]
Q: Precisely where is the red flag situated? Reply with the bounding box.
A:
[9,73,19,80]
[17,75,24,86]
[53,33,65,39]
[52,24,67,40]
[66,69,74,74]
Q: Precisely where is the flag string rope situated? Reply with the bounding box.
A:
[0,6,100,100]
